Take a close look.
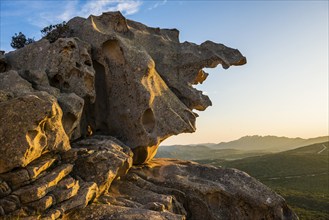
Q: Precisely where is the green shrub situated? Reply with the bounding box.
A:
[41,21,72,43]
[10,32,35,49]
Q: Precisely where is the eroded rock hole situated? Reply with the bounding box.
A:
[50,74,63,89]
[142,108,155,133]
[63,82,70,89]
[102,40,125,65]
[193,69,209,85]
[84,60,92,66]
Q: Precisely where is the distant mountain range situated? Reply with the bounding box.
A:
[156,135,329,161]
[205,135,329,151]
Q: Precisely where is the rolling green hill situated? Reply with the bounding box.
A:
[196,142,329,219]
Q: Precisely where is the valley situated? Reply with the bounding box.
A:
[157,136,329,219]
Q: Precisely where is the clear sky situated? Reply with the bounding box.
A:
[1,0,328,145]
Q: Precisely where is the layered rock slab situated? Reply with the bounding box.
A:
[70,135,133,196]
[0,152,97,218]
[0,135,134,219]
[69,158,297,220]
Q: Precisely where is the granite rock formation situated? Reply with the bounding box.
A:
[66,12,247,164]
[5,11,246,164]
[0,11,298,219]
[69,159,297,220]
[0,80,70,173]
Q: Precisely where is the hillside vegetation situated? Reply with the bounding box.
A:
[196,142,329,219]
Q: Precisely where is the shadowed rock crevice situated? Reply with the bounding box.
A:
[92,60,109,133]
[142,108,156,133]
[102,40,125,65]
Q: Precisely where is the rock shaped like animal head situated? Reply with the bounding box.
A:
[68,11,245,164]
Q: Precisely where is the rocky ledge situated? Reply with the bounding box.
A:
[0,11,297,219]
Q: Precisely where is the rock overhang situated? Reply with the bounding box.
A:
[4,11,246,165]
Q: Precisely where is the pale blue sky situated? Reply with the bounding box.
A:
[1,0,328,144]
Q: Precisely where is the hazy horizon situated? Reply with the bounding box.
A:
[161,134,329,146]
[1,1,328,146]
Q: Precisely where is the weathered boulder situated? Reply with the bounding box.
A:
[0,70,34,98]
[5,38,95,140]
[58,93,84,139]
[0,91,70,173]
[43,181,98,219]
[69,158,297,220]
[70,135,133,196]
[0,135,134,219]
[17,69,61,97]
[0,152,99,218]
[64,11,246,164]
[5,37,96,102]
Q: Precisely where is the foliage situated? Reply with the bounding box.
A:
[10,32,35,49]
[40,21,72,43]
[196,142,329,219]
[271,186,329,220]
[10,21,71,49]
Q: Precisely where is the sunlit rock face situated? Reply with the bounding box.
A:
[0,90,70,173]
[67,11,246,164]
[5,38,95,140]
[69,158,298,220]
